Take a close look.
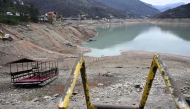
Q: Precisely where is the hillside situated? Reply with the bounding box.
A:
[0,22,97,65]
[97,0,160,18]
[154,3,190,18]
[23,0,128,19]
[23,0,160,18]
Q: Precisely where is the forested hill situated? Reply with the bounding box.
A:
[97,0,160,18]
[23,0,128,19]
[23,0,160,18]
[154,3,190,18]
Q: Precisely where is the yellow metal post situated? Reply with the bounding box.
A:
[139,55,158,109]
[154,54,189,109]
[58,54,84,109]
[0,35,3,39]
[80,56,96,109]
[139,54,190,109]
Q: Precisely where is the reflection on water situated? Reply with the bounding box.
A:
[82,23,190,57]
[157,24,190,41]
[85,24,154,49]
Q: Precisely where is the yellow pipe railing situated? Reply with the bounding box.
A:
[139,54,189,109]
[58,54,189,109]
[58,54,85,109]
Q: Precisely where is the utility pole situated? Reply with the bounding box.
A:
[78,14,81,26]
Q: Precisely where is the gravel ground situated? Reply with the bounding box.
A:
[0,51,190,109]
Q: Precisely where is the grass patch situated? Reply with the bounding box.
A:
[0,14,21,25]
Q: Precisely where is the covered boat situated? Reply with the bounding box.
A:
[7,58,59,86]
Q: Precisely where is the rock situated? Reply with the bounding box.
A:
[43,96,52,100]
[180,87,186,92]
[104,72,114,77]
[180,87,184,90]
[126,91,130,95]
[184,94,190,105]
[119,93,122,96]
[115,66,123,68]
[31,98,39,102]
[0,99,3,102]
[96,98,100,101]
[98,83,103,86]
[53,94,60,97]
[72,92,78,95]
[117,100,121,103]
[187,68,190,73]
[107,96,111,98]
[134,85,140,88]
[70,96,76,101]
[136,88,141,92]
[184,87,189,90]
[5,101,10,104]
[11,102,16,105]
[103,101,109,103]
[16,101,21,104]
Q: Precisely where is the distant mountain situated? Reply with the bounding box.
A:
[154,3,190,18]
[97,0,160,18]
[153,2,185,12]
[23,0,160,19]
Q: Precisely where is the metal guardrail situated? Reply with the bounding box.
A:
[58,54,190,109]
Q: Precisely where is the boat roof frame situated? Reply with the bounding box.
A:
[6,58,57,64]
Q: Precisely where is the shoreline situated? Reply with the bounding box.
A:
[78,18,190,26]
[80,20,190,58]
[83,46,190,58]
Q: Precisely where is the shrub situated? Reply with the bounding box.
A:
[0,15,21,25]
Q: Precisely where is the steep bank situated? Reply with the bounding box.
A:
[0,22,97,65]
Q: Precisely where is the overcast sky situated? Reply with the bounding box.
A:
[140,0,190,5]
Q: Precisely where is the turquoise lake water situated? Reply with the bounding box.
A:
[82,23,190,57]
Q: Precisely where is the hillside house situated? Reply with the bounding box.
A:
[15,12,20,16]
[13,0,24,5]
[39,15,48,22]
[47,12,57,23]
[19,1,24,5]
[6,12,13,15]
[13,0,17,4]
